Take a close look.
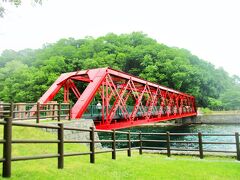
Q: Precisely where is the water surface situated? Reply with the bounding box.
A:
[99,124,240,151]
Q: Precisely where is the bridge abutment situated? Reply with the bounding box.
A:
[175,116,199,125]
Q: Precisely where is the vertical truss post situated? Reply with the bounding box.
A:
[64,82,69,103]
[105,79,109,124]
[158,91,166,117]
[174,95,178,116]
[102,83,105,123]
[179,97,183,115]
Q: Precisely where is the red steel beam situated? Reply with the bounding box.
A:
[37,67,197,130]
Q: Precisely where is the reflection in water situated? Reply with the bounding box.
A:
[99,124,240,151]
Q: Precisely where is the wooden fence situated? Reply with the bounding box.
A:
[0,102,71,123]
[0,117,239,177]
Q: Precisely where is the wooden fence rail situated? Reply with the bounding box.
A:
[0,102,71,123]
[0,117,239,177]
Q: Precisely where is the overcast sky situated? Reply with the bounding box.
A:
[0,0,239,76]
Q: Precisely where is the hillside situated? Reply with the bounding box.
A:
[0,32,239,109]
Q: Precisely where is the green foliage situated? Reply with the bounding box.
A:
[208,98,223,111]
[220,86,240,110]
[200,107,213,114]
[0,32,239,109]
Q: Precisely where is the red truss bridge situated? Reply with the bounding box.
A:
[38,67,197,130]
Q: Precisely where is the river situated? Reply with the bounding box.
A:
[98,124,240,151]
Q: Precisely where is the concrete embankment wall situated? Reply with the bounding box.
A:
[196,114,240,124]
[42,119,102,148]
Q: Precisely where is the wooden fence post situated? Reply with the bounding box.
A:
[68,103,71,121]
[36,102,40,123]
[10,102,14,119]
[58,123,64,169]
[139,131,143,155]
[58,103,61,122]
[235,132,240,161]
[198,132,203,159]
[166,131,171,157]
[112,130,116,160]
[2,117,13,178]
[90,127,95,163]
[127,131,131,157]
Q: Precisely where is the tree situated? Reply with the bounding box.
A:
[220,87,240,110]
[0,60,32,101]
[0,32,239,109]
[208,98,223,110]
[0,0,42,18]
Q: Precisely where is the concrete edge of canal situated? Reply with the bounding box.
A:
[138,113,240,127]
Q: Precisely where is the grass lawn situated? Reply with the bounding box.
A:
[0,125,240,179]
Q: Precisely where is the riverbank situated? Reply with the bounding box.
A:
[137,112,240,127]
[197,113,240,124]
[143,149,237,158]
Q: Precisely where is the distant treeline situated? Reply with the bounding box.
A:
[0,32,239,110]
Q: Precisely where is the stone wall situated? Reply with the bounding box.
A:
[41,119,102,148]
[197,114,240,124]
[175,116,200,125]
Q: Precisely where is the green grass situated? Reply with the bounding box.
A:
[0,126,240,179]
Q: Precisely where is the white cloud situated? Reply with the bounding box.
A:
[0,0,239,76]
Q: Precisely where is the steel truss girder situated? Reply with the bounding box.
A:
[38,67,197,130]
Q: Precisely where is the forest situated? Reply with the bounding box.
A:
[0,32,239,110]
